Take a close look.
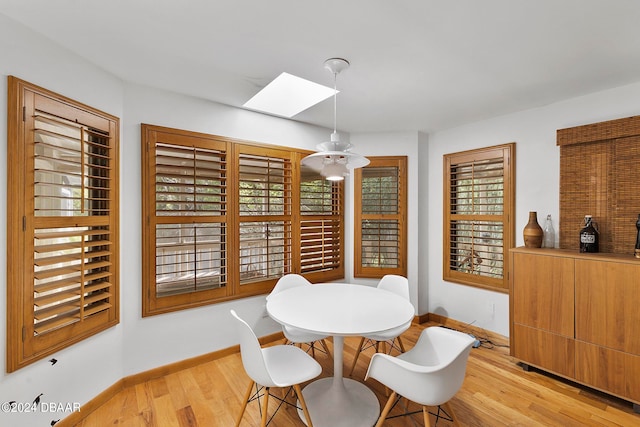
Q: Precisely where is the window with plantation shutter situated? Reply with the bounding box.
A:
[141,126,344,315]
[237,148,292,293]
[299,165,344,280]
[142,125,229,316]
[7,76,119,372]
[443,143,515,292]
[354,157,407,278]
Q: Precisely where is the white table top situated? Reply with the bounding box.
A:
[266,283,414,336]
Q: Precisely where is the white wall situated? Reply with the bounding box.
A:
[427,82,640,336]
[0,14,125,427]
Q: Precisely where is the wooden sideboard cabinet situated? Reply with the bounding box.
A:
[510,247,640,411]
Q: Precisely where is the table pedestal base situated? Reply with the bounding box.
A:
[298,377,380,427]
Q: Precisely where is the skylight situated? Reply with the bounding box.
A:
[243,72,335,118]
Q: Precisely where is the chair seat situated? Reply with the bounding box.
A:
[283,325,329,343]
[362,321,411,341]
[262,345,322,387]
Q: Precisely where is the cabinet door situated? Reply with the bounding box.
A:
[513,253,575,337]
[575,341,640,403]
[575,259,640,354]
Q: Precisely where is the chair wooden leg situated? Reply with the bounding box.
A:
[422,406,432,427]
[293,384,314,427]
[397,335,406,353]
[348,337,366,376]
[235,381,254,427]
[260,387,270,427]
[375,391,397,427]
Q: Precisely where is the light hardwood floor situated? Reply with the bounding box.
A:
[73,322,640,426]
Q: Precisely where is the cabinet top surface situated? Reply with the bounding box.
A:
[510,247,640,264]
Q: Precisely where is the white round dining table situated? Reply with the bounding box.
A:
[266,283,415,427]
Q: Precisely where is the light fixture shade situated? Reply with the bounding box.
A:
[301,150,370,171]
[300,57,369,180]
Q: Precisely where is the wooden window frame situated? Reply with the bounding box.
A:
[354,156,408,278]
[443,143,515,293]
[7,76,120,372]
[141,125,344,316]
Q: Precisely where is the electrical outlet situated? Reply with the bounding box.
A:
[487,301,495,319]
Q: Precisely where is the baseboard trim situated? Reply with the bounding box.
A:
[426,313,509,347]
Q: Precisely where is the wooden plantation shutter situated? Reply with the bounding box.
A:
[235,146,292,295]
[354,156,407,278]
[141,126,345,314]
[7,76,120,371]
[299,164,344,281]
[443,143,515,292]
[142,125,228,316]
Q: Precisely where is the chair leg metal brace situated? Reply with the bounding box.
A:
[235,381,315,427]
[374,390,456,427]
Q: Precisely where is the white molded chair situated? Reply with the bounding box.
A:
[267,274,332,359]
[231,309,322,427]
[348,274,411,376]
[365,326,475,426]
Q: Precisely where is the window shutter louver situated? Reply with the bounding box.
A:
[443,144,514,292]
[355,157,407,278]
[238,151,292,285]
[8,77,120,371]
[448,157,505,278]
[142,126,229,315]
[300,169,343,274]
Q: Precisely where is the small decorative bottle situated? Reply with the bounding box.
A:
[523,211,543,248]
[579,215,599,253]
[635,214,640,259]
[543,214,555,248]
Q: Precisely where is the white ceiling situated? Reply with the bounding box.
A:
[2,0,640,134]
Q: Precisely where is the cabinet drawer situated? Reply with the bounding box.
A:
[575,340,640,404]
[513,324,575,378]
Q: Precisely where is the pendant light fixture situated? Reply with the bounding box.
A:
[301,58,369,181]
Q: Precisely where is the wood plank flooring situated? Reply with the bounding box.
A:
[73,322,640,426]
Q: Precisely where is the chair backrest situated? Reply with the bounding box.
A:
[366,326,474,406]
[266,274,311,301]
[230,310,275,386]
[377,274,410,301]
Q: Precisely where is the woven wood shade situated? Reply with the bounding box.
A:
[558,116,640,254]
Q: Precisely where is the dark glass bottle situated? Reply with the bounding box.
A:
[580,215,599,253]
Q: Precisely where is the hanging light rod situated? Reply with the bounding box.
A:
[301,58,369,181]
